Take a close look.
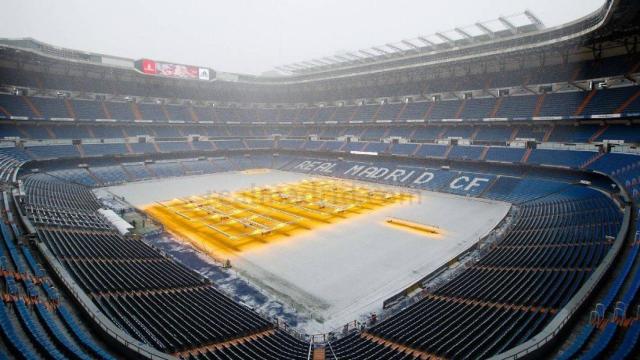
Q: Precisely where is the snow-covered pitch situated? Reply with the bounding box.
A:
[100,170,510,334]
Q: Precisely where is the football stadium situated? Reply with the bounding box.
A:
[1,0,640,359]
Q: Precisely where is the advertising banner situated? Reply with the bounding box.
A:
[136,59,211,81]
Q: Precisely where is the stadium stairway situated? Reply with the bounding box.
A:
[521,148,532,163]
[85,167,102,184]
[542,126,554,142]
[123,142,134,154]
[361,332,442,359]
[490,97,504,118]
[574,89,598,116]
[581,152,606,169]
[395,102,408,121]
[100,101,112,119]
[532,93,546,117]
[479,146,490,161]
[75,144,85,158]
[130,102,142,120]
[172,328,277,358]
[589,125,609,143]
[21,96,42,118]
[443,145,453,159]
[63,99,76,119]
[160,105,171,121]
[614,89,640,114]
[187,107,199,122]
[312,345,325,360]
[0,105,12,118]
[508,127,519,142]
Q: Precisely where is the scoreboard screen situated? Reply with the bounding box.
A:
[135,59,211,80]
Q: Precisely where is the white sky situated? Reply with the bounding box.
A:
[1,0,605,75]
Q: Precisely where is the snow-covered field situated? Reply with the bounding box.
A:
[99,170,510,334]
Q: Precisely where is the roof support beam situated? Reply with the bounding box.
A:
[333,55,351,62]
[344,52,366,63]
[416,36,436,46]
[275,66,295,73]
[371,47,390,55]
[293,62,313,70]
[435,32,455,44]
[401,40,421,52]
[287,63,307,70]
[385,43,404,52]
[498,17,518,34]
[524,10,544,30]
[321,57,340,64]
[455,28,475,41]
[358,50,376,57]
[310,59,330,66]
[475,23,496,38]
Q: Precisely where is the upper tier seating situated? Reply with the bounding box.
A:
[28,97,70,119]
[71,99,106,119]
[527,149,597,168]
[0,94,38,118]
[2,55,637,103]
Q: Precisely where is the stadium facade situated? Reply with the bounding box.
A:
[0,0,640,358]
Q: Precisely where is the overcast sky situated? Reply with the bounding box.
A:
[1,0,604,75]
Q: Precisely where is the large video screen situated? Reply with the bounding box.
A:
[136,59,210,80]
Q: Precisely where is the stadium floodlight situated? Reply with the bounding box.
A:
[475,22,496,39]
[498,17,518,34]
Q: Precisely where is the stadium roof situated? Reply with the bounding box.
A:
[274,11,545,76]
[1,0,638,86]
